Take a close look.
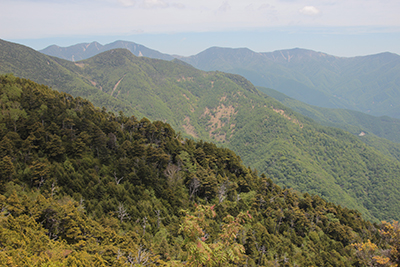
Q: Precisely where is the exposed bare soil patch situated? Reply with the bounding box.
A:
[272,107,303,128]
[111,76,125,97]
[202,103,236,141]
[183,116,197,138]
[177,77,194,82]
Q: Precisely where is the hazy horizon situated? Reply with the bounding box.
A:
[3,0,400,57]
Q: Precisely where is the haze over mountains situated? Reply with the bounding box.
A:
[182,47,400,119]
[41,40,400,120]
[3,38,400,223]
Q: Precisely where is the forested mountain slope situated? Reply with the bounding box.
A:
[57,48,400,223]
[180,47,400,118]
[0,39,139,117]
[40,40,174,62]
[0,74,398,266]
[259,86,400,160]
[36,39,400,151]
[259,86,400,141]
[2,39,400,223]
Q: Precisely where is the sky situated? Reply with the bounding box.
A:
[1,0,400,57]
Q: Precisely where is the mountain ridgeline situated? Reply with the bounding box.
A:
[37,41,400,145]
[39,41,400,119]
[1,74,398,266]
[36,41,400,118]
[180,47,400,119]
[40,40,174,62]
[0,39,138,117]
[2,39,400,224]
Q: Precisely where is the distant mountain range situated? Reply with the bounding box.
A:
[40,41,400,120]
[38,40,400,152]
[181,47,400,119]
[3,38,400,222]
[40,40,174,61]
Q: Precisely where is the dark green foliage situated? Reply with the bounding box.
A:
[2,38,400,224]
[0,75,387,266]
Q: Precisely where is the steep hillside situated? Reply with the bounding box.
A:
[0,74,394,266]
[40,40,174,61]
[50,48,262,141]
[181,47,400,118]
[2,39,400,223]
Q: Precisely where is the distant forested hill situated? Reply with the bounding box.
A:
[2,39,400,223]
[180,47,400,119]
[1,74,398,266]
[259,86,400,160]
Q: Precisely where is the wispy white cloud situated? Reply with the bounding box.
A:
[140,0,168,8]
[258,3,274,10]
[216,1,231,13]
[299,6,320,16]
[170,2,184,8]
[2,0,400,41]
[117,0,184,8]
[118,0,135,7]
